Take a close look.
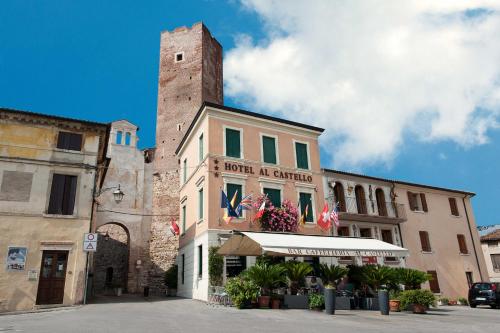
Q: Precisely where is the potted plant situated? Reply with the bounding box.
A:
[361,265,396,313]
[271,294,281,309]
[448,299,457,306]
[458,297,468,306]
[438,297,449,306]
[244,263,286,308]
[164,265,178,296]
[319,264,348,315]
[394,268,431,290]
[389,290,401,312]
[308,293,325,311]
[225,277,260,309]
[209,247,224,287]
[282,261,313,295]
[399,289,436,314]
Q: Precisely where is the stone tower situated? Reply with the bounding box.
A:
[149,23,223,293]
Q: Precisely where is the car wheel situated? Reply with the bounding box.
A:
[490,304,497,309]
[470,304,477,308]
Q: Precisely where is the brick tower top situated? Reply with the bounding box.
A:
[155,22,223,170]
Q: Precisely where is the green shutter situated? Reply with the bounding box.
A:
[262,136,277,164]
[263,188,281,207]
[182,205,186,234]
[226,183,242,216]
[295,142,309,169]
[199,133,204,162]
[226,128,241,158]
[299,192,313,222]
[199,188,204,219]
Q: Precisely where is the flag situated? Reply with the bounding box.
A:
[255,198,266,219]
[317,201,331,230]
[299,204,309,225]
[235,194,253,216]
[221,189,239,224]
[169,219,180,236]
[330,202,340,227]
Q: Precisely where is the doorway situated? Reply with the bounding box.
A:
[36,250,69,305]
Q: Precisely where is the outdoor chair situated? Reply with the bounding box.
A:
[207,286,231,307]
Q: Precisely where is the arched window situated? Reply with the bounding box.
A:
[333,182,346,212]
[116,131,123,144]
[125,132,131,146]
[376,188,387,217]
[355,185,367,214]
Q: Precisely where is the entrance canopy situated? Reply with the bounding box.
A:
[218,231,409,258]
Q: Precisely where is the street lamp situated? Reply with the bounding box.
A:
[94,184,125,204]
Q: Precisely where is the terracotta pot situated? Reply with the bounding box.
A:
[271,299,280,309]
[258,296,270,308]
[389,299,401,312]
[413,304,427,314]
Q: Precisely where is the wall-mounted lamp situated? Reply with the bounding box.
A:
[94,184,125,204]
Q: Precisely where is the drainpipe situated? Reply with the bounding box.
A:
[391,182,404,248]
[462,195,483,281]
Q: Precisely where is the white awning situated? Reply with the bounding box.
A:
[218,231,409,258]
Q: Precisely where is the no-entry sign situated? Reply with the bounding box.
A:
[83,233,98,252]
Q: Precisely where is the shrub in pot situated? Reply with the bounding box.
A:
[244,263,286,308]
[394,268,431,290]
[271,294,281,309]
[438,297,449,306]
[399,289,436,314]
[389,290,401,312]
[225,277,260,309]
[308,293,325,311]
[458,297,468,306]
[319,264,348,315]
[362,265,397,314]
[282,261,313,295]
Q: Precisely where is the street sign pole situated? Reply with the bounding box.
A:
[83,251,89,304]
[82,233,98,305]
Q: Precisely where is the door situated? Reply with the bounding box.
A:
[36,251,68,305]
[375,189,387,217]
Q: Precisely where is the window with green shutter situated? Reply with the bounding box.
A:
[199,133,204,162]
[225,128,241,158]
[262,136,277,164]
[226,183,242,217]
[263,188,281,208]
[295,142,309,169]
[299,192,313,222]
[182,205,186,234]
[199,188,204,220]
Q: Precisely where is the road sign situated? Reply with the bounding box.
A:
[83,233,98,252]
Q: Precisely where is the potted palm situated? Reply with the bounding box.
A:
[361,265,396,314]
[319,264,348,315]
[308,293,325,311]
[282,261,313,309]
[244,263,286,308]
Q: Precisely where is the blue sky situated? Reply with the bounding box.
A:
[1,1,498,226]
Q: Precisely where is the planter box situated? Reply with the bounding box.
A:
[335,296,351,310]
[284,295,308,309]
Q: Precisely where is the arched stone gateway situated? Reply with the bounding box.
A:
[93,223,130,295]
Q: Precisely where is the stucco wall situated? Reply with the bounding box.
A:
[481,241,500,282]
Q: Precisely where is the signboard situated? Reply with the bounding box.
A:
[6,247,27,271]
[362,256,378,264]
[28,269,38,281]
[83,233,98,252]
[283,247,400,257]
[223,161,313,183]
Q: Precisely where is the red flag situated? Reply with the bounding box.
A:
[255,200,266,219]
[169,219,180,236]
[317,201,331,231]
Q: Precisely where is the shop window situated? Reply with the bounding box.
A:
[226,256,247,278]
[198,245,203,278]
[226,183,242,217]
[333,182,346,212]
[407,192,428,212]
[262,135,277,164]
[299,192,314,223]
[427,270,441,293]
[355,185,367,214]
[225,128,241,158]
[457,234,468,254]
[419,231,432,252]
[449,197,459,216]
[263,188,281,208]
[57,131,82,151]
[47,174,77,215]
[295,142,309,169]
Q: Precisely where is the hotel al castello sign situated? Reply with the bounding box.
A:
[221,161,313,183]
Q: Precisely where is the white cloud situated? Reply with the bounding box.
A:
[224,0,500,167]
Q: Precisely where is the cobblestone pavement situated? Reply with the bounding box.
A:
[1,296,500,333]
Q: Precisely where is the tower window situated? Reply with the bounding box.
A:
[175,52,184,62]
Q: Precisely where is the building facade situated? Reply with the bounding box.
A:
[175,103,325,300]
[0,108,108,312]
[323,169,488,299]
[479,227,500,282]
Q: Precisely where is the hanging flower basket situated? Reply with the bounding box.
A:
[253,196,299,232]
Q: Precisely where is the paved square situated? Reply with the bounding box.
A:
[1,296,499,333]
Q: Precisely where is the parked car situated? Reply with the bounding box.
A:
[468,282,500,308]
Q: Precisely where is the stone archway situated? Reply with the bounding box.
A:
[93,223,130,295]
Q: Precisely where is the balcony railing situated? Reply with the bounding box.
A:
[337,197,407,224]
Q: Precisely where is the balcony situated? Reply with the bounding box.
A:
[337,197,407,224]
